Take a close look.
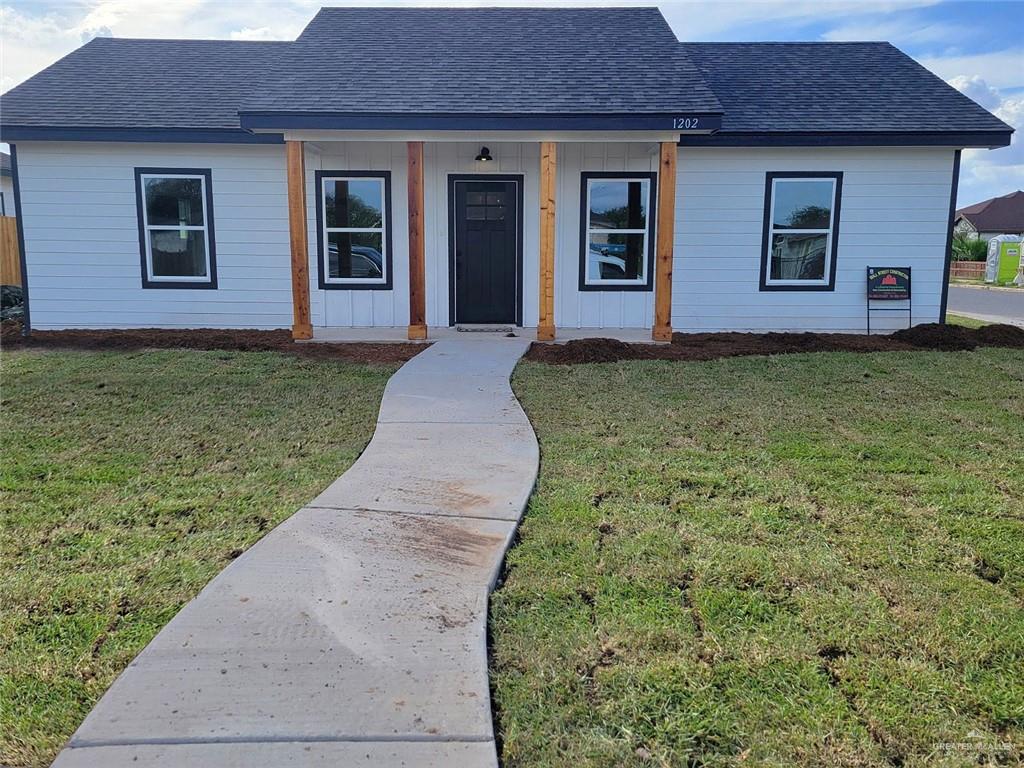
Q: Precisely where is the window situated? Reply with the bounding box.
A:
[316,171,392,290]
[760,172,842,291]
[579,172,657,291]
[135,168,216,289]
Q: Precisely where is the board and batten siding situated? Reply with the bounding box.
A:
[16,142,292,330]
[673,147,957,333]
[302,140,657,330]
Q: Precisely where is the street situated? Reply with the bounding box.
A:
[948,285,1024,327]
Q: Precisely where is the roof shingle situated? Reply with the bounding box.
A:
[681,42,1011,135]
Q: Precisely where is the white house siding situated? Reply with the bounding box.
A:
[17,142,292,330]
[673,147,957,333]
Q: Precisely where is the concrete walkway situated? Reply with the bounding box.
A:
[53,338,536,768]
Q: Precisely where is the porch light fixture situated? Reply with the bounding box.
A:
[475,146,493,162]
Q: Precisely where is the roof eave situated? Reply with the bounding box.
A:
[0,125,284,144]
[678,130,1013,149]
[238,111,724,133]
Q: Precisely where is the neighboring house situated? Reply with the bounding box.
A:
[954,190,1024,241]
[0,7,1013,337]
[0,152,13,218]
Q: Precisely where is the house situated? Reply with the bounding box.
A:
[0,153,13,218]
[954,190,1024,241]
[0,7,1013,339]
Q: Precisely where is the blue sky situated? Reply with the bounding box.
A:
[2,0,1021,206]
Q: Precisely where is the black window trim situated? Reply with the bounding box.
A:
[134,167,217,290]
[315,169,393,291]
[578,170,657,292]
[759,171,843,292]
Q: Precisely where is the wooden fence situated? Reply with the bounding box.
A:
[0,216,20,286]
[949,261,986,280]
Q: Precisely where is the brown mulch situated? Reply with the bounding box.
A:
[0,322,425,365]
[525,323,1024,365]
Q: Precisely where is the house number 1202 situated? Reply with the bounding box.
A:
[673,117,700,129]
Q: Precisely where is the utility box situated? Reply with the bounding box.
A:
[985,234,1023,284]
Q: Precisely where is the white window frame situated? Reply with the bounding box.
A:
[583,176,653,287]
[139,172,213,284]
[320,174,388,286]
[764,176,838,288]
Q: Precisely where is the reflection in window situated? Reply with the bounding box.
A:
[764,177,839,285]
[138,172,213,284]
[322,176,388,283]
[583,176,653,287]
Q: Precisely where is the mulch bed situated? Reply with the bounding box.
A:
[4,321,1023,367]
[525,323,1024,365]
[0,322,424,365]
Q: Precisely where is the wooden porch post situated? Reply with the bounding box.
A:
[537,141,556,341]
[286,140,312,340]
[652,141,676,341]
[407,141,427,339]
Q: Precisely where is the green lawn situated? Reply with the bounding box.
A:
[0,349,398,767]
[493,349,1024,767]
[947,313,990,329]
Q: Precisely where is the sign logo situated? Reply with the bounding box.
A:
[867,267,911,301]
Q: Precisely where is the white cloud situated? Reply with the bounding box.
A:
[229,26,287,41]
[948,77,1023,206]
[918,50,1024,91]
[821,18,956,45]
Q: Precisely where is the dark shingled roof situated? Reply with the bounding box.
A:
[681,42,1012,136]
[0,38,289,131]
[241,7,720,116]
[956,191,1024,234]
[0,7,1013,144]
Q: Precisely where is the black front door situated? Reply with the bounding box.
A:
[452,179,519,324]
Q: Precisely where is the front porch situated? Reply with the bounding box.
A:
[281,135,680,343]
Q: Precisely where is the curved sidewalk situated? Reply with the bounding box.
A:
[53,337,536,768]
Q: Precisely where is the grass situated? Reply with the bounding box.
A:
[493,349,1024,767]
[946,313,990,328]
[0,348,398,767]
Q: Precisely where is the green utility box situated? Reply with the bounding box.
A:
[985,234,1023,284]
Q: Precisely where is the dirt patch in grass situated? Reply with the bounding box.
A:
[526,323,1024,364]
[0,322,424,365]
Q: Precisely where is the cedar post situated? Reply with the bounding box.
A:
[286,140,312,340]
[537,141,556,341]
[407,141,427,339]
[652,141,676,341]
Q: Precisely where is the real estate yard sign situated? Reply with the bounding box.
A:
[866,267,911,333]
[867,267,911,300]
